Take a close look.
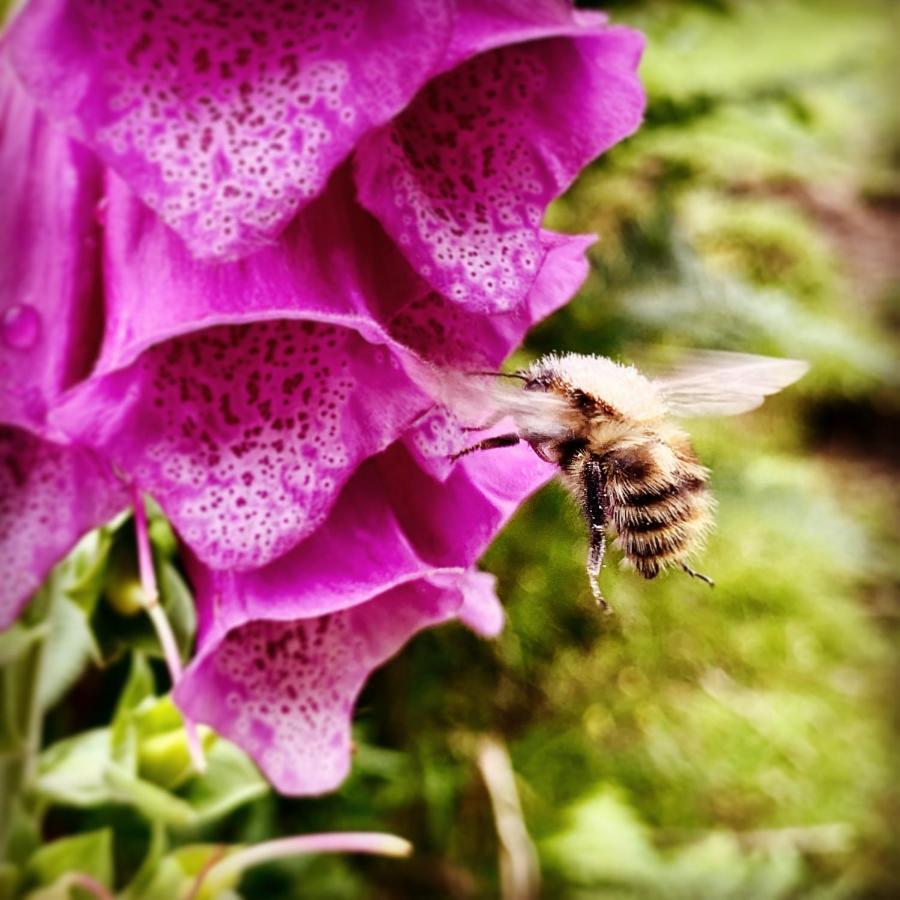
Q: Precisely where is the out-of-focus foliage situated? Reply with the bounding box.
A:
[1,0,896,897]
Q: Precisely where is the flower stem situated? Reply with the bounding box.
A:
[199,832,412,892]
[477,735,541,900]
[132,490,206,774]
[68,873,115,900]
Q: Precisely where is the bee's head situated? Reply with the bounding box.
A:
[521,356,563,393]
[522,371,554,392]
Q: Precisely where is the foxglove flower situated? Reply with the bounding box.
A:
[1,0,645,791]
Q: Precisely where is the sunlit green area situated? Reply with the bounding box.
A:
[1,1,896,898]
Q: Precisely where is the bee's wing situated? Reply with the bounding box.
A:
[488,380,572,438]
[408,359,571,437]
[651,351,809,417]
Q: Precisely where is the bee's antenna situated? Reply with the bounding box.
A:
[681,564,715,588]
[468,370,528,381]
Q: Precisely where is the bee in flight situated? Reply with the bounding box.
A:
[443,351,809,611]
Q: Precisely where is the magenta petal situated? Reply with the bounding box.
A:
[377,441,554,571]
[176,575,465,795]
[0,426,126,628]
[53,320,429,571]
[8,0,453,260]
[181,441,546,646]
[455,569,504,638]
[94,166,422,374]
[388,230,594,369]
[355,20,644,311]
[0,52,103,433]
[183,459,457,646]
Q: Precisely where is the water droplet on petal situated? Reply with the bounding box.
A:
[2,304,41,350]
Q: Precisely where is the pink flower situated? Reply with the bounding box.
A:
[1,1,645,791]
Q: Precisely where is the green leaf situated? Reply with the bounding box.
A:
[180,738,269,825]
[115,653,156,717]
[111,654,156,770]
[157,562,197,660]
[36,730,117,807]
[0,623,45,668]
[0,797,41,872]
[37,597,101,711]
[62,527,117,615]
[24,828,113,889]
[104,762,197,827]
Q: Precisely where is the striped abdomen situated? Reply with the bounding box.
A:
[601,437,712,579]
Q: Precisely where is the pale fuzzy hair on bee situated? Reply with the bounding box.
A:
[524,353,668,423]
[443,349,809,611]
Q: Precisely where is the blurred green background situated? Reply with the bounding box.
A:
[2,0,897,898]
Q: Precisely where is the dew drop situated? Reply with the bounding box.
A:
[2,304,41,350]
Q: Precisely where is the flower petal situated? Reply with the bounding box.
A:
[455,569,505,638]
[376,440,554,571]
[182,438,550,644]
[354,18,644,311]
[0,426,126,628]
[93,166,421,375]
[175,575,465,795]
[53,319,429,571]
[8,0,453,260]
[183,457,456,646]
[387,230,594,369]
[175,440,550,794]
[0,52,103,434]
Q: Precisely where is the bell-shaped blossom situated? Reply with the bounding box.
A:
[7,0,643,311]
[355,9,644,311]
[175,441,552,795]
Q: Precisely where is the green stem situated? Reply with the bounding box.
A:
[132,490,206,774]
[0,575,56,861]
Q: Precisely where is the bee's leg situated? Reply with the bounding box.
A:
[450,433,520,460]
[587,528,608,611]
[681,563,715,588]
[583,456,611,613]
